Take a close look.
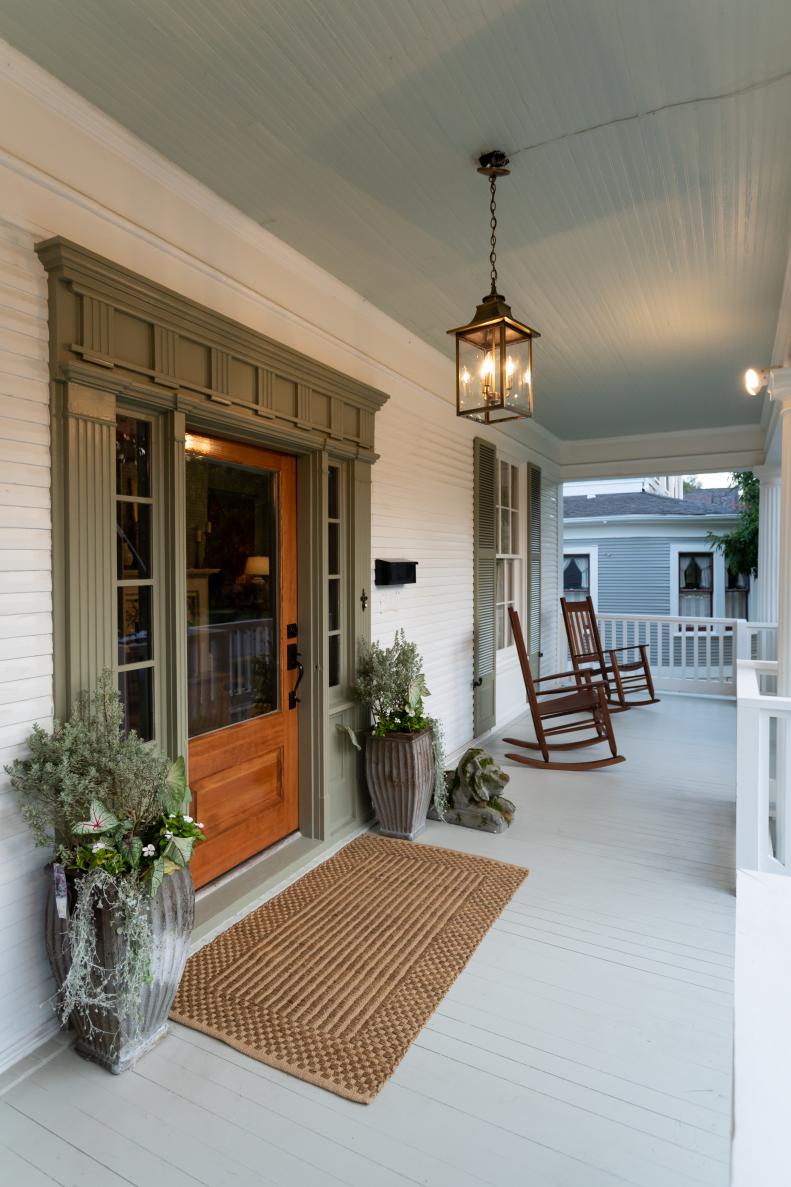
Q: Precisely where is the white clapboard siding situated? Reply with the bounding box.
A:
[371,390,474,755]
[0,219,55,1075]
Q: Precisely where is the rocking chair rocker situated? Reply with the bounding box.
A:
[561,595,660,711]
[503,607,625,771]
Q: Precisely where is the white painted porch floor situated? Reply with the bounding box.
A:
[0,696,735,1187]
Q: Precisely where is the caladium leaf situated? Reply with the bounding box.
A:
[149,856,166,898]
[118,835,143,868]
[164,835,194,866]
[73,799,120,835]
[163,756,189,815]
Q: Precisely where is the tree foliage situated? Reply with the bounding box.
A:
[707,471,759,578]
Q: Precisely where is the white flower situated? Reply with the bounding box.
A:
[164,830,173,839]
[183,815,193,823]
[91,842,107,853]
[142,843,156,858]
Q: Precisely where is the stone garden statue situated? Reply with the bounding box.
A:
[429,747,516,833]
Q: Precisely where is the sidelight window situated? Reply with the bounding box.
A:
[115,415,156,740]
[328,464,343,687]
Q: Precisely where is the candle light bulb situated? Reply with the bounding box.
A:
[505,356,515,392]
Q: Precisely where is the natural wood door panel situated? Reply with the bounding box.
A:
[187,434,298,889]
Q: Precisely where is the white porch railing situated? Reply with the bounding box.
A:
[736,659,791,874]
[596,613,777,697]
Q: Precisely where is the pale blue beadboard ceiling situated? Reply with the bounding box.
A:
[3,0,791,440]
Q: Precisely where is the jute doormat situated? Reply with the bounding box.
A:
[170,833,528,1103]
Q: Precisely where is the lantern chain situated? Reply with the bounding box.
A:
[489,174,498,296]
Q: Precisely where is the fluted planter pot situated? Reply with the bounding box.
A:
[365,728,434,840]
[45,866,194,1074]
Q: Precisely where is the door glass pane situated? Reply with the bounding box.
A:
[118,667,153,740]
[117,502,151,579]
[186,449,279,738]
[328,522,340,576]
[328,577,340,633]
[116,416,151,497]
[118,586,152,665]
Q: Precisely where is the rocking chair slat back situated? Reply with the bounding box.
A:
[506,607,625,771]
[560,595,659,711]
[561,596,604,668]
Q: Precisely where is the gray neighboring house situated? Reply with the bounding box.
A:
[563,487,750,620]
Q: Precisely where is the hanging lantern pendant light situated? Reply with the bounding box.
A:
[449,151,540,423]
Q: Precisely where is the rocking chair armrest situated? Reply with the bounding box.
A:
[607,643,648,655]
[534,668,590,684]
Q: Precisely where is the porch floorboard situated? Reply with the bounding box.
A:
[0,696,735,1186]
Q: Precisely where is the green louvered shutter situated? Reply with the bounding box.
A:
[527,463,542,673]
[473,438,497,735]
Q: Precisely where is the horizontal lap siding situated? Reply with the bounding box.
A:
[575,536,671,616]
[0,221,56,1072]
[371,392,473,755]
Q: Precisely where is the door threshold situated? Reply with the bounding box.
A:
[195,830,303,902]
[191,823,371,953]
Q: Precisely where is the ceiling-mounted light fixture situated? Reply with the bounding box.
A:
[448,151,540,423]
[744,367,770,396]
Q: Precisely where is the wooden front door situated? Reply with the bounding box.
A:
[185,434,299,888]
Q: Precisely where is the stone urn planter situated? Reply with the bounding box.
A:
[365,728,434,840]
[45,866,194,1074]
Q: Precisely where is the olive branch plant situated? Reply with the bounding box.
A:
[339,629,448,819]
[6,672,205,1035]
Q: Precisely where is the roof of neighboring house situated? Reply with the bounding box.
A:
[563,488,740,520]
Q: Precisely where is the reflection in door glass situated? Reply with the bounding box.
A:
[186,449,278,738]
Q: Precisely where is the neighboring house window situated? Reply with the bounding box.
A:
[726,567,749,620]
[679,552,713,616]
[496,460,520,649]
[563,554,590,603]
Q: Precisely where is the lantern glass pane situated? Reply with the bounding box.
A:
[457,325,503,419]
[503,335,533,417]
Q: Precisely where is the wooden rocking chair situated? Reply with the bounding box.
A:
[503,607,625,771]
[560,596,659,711]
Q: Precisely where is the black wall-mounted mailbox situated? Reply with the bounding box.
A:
[375,559,418,586]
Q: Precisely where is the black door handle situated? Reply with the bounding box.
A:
[472,676,483,688]
[289,652,304,710]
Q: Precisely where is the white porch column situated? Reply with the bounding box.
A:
[773,375,791,695]
[753,465,781,625]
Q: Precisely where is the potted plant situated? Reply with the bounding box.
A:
[6,673,204,1074]
[348,629,446,839]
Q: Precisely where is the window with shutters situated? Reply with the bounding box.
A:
[495,459,521,650]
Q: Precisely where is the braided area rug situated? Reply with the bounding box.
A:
[171,833,528,1102]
